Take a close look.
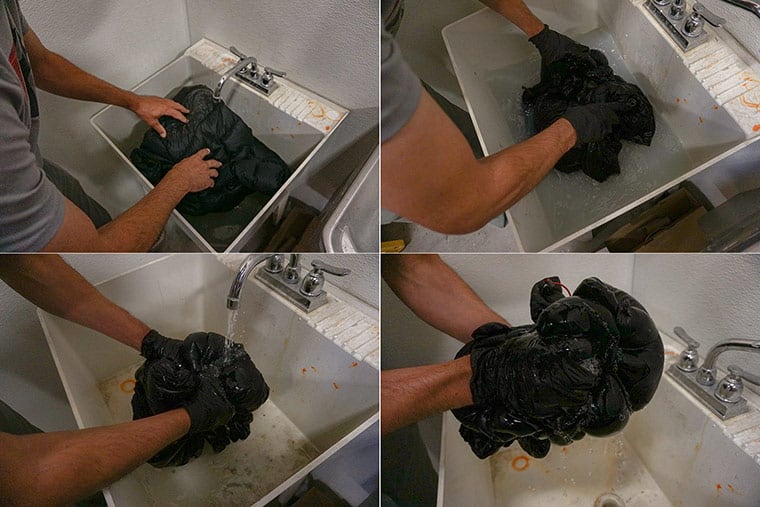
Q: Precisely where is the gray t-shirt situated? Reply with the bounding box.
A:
[381,0,422,224]
[0,0,65,251]
[381,0,421,143]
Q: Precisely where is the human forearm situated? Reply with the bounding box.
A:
[0,409,190,506]
[93,169,189,252]
[480,0,544,36]
[42,149,219,252]
[0,255,149,349]
[382,356,473,435]
[382,254,508,342]
[382,91,576,234]
[24,30,135,108]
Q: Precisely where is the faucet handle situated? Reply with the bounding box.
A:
[300,260,350,298]
[311,260,350,277]
[715,365,759,403]
[674,327,700,349]
[693,2,726,27]
[728,365,760,386]
[229,46,248,59]
[265,254,285,274]
[264,66,286,78]
[673,327,700,373]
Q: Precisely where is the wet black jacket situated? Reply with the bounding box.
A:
[130,85,290,216]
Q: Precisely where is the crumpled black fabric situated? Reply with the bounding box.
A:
[132,332,270,467]
[452,277,663,460]
[130,85,291,215]
[522,49,656,182]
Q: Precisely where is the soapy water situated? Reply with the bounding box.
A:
[99,363,319,506]
[483,27,692,243]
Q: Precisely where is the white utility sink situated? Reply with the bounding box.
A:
[92,39,348,252]
[438,333,760,506]
[443,0,760,251]
[38,255,378,507]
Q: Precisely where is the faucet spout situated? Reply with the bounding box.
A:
[227,254,273,310]
[213,56,257,101]
[696,339,760,385]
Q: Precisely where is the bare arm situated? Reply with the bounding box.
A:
[479,0,545,36]
[41,149,220,252]
[0,409,190,506]
[24,29,188,137]
[382,356,472,435]
[382,90,575,234]
[382,254,508,343]
[0,255,149,349]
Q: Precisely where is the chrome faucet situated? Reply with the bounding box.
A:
[254,258,350,313]
[213,46,286,100]
[668,326,760,419]
[696,338,760,385]
[213,52,258,101]
[226,254,283,310]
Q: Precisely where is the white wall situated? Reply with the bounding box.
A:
[185,0,378,110]
[19,0,191,216]
[632,254,760,377]
[382,253,635,371]
[0,254,157,431]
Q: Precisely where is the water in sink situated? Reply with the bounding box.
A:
[99,363,320,506]
[489,434,672,506]
[482,27,692,242]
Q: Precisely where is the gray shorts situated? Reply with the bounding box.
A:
[43,160,112,228]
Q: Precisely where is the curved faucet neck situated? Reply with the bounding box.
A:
[227,254,273,309]
[702,339,760,370]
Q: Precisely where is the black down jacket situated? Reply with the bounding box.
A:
[130,85,291,216]
[452,276,663,460]
[522,49,656,182]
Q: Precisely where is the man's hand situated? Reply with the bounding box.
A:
[529,25,590,71]
[140,329,184,361]
[562,103,624,145]
[166,148,221,193]
[127,94,190,138]
[183,375,236,434]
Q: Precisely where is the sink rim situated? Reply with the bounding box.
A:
[90,39,350,252]
[36,254,378,507]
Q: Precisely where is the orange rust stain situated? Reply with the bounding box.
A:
[325,125,331,131]
[694,442,702,452]
[683,98,688,104]
[333,382,340,390]
[351,362,358,368]
[676,98,681,103]
[753,124,760,132]
[120,379,136,393]
[561,447,568,454]
[727,484,735,493]
[716,483,722,492]
[664,350,678,357]
[511,455,530,472]
[311,365,318,373]
[699,116,704,124]
[302,367,307,376]
[741,95,760,112]
[713,105,719,110]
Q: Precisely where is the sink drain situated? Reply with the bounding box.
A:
[595,492,625,507]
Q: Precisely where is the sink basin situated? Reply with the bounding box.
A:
[443,1,760,251]
[91,39,348,252]
[437,333,760,506]
[321,146,379,252]
[38,255,378,506]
